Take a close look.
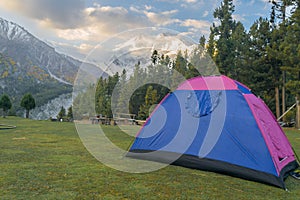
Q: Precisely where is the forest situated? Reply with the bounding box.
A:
[79,0,300,122]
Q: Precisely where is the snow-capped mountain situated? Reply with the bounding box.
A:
[0,18,32,41]
[99,31,198,75]
[0,17,106,119]
[113,32,196,57]
[0,17,80,85]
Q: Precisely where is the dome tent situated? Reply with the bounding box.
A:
[127,75,299,189]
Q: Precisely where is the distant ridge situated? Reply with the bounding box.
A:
[0,17,107,118]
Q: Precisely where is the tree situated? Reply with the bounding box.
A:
[116,69,129,113]
[280,3,300,127]
[0,94,12,118]
[212,0,237,76]
[57,106,66,121]
[268,0,298,117]
[151,50,159,65]
[248,18,278,113]
[270,0,296,25]
[67,106,73,121]
[207,27,216,58]
[230,21,251,80]
[138,86,158,120]
[199,35,206,48]
[20,93,36,118]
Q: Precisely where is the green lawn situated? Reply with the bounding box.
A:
[1,117,300,199]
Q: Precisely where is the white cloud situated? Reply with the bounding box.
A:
[157,0,202,4]
[233,0,242,6]
[129,6,141,13]
[56,27,98,41]
[184,0,197,3]
[145,5,152,10]
[233,14,246,22]
[181,19,211,29]
[180,19,211,39]
[0,0,86,29]
[143,10,180,26]
[202,11,209,17]
[0,1,149,41]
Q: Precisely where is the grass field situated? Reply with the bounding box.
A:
[1,117,300,199]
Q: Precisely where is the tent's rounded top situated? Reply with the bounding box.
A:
[177,75,251,92]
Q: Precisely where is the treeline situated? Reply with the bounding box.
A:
[207,0,300,120]
[93,49,209,120]
[84,0,300,121]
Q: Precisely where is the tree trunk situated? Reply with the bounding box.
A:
[275,86,280,119]
[296,96,300,129]
[26,110,29,119]
[282,72,286,119]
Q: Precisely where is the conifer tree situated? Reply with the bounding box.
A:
[212,0,236,76]
[57,106,66,120]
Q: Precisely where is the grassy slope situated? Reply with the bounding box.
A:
[0,117,300,199]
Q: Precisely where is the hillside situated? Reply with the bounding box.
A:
[0,17,106,118]
[0,53,72,115]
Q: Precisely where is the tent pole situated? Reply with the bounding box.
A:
[277,103,297,122]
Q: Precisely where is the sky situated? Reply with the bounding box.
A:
[0,0,272,60]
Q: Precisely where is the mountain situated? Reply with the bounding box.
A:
[97,32,198,75]
[0,17,106,118]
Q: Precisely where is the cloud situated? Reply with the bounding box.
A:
[233,14,246,22]
[0,0,86,29]
[181,19,211,29]
[202,11,209,17]
[233,0,242,6]
[180,19,211,38]
[131,6,180,26]
[145,5,152,10]
[156,0,205,9]
[157,0,202,4]
[143,10,180,26]
[0,1,151,42]
[184,0,197,3]
[82,5,150,40]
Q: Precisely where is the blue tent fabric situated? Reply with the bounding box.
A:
[127,76,298,189]
[130,90,277,175]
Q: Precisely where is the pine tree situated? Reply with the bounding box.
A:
[280,3,300,127]
[67,106,73,121]
[207,27,216,58]
[268,0,296,117]
[213,0,237,76]
[199,35,206,48]
[57,106,66,121]
[116,69,128,114]
[138,86,158,120]
[231,22,251,81]
[128,62,147,116]
[151,50,159,65]
[95,77,106,115]
[248,18,276,111]
[170,51,188,90]
[174,50,187,76]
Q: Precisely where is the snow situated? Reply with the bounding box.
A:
[104,32,197,75]
[47,68,72,85]
[0,17,31,41]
